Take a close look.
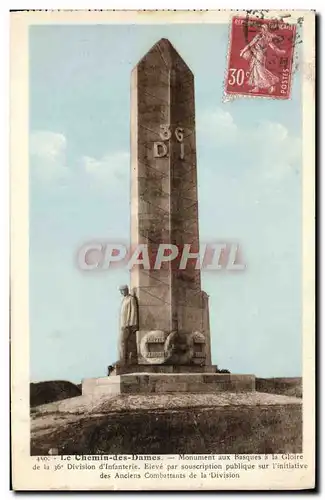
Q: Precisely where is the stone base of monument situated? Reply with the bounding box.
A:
[115,364,218,375]
[82,373,255,396]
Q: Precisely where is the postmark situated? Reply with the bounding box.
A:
[225,16,297,99]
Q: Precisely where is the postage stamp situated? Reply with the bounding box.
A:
[10,9,315,492]
[225,16,297,99]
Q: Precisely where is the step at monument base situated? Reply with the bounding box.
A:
[115,364,218,375]
[82,373,256,396]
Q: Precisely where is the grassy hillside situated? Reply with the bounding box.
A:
[256,378,302,398]
[30,392,302,455]
[30,380,81,408]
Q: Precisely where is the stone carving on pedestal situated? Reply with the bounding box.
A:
[136,330,206,365]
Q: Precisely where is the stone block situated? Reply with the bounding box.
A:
[115,364,217,375]
[82,373,256,395]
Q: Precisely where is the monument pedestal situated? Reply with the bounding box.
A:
[82,373,256,396]
[115,364,218,375]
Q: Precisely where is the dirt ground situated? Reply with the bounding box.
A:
[31,391,302,455]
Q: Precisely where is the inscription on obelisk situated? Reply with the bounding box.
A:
[129,39,212,368]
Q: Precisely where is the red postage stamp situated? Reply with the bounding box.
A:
[225,16,296,99]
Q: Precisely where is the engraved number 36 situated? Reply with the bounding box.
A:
[159,125,184,142]
[228,68,245,86]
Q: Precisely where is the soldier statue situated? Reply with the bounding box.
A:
[118,285,138,365]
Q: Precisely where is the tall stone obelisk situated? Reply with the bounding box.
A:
[130,38,212,370]
[82,39,256,394]
[82,39,255,396]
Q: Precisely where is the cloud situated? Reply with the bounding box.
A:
[30,130,69,183]
[250,121,301,181]
[30,130,130,192]
[197,107,238,144]
[81,151,129,186]
[199,108,301,182]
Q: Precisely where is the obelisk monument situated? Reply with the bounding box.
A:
[82,39,256,393]
[126,38,212,372]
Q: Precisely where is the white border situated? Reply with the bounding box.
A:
[7,5,317,495]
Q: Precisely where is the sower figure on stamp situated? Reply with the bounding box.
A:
[118,285,138,365]
[240,24,286,94]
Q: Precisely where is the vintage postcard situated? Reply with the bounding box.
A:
[11,9,315,491]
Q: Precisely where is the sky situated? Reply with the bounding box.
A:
[29,23,302,383]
